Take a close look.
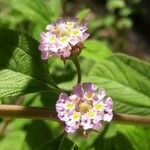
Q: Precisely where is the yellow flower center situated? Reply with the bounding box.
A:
[94,103,104,110]
[66,102,74,109]
[60,36,68,43]
[88,111,95,119]
[72,29,79,36]
[49,37,56,42]
[84,93,94,100]
[79,102,92,114]
[72,112,80,121]
[67,22,74,28]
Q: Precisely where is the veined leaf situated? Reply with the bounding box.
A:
[87,53,150,116]
[10,0,52,24]
[0,29,57,98]
[37,133,78,150]
[93,123,150,150]
[82,40,112,61]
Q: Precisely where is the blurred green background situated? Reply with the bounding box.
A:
[0,0,150,60]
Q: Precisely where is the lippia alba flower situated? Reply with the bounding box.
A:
[39,18,89,60]
[56,82,113,135]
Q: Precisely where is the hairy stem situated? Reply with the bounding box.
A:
[72,57,81,84]
[0,105,150,125]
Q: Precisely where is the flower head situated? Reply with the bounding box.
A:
[39,18,89,60]
[56,82,113,134]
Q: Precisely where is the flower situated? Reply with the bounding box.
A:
[39,18,89,60]
[56,82,113,134]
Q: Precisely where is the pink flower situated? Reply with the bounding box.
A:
[55,82,113,134]
[39,18,89,60]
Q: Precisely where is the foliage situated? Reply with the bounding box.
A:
[0,29,58,98]
[0,0,149,150]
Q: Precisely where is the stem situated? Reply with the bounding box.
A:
[48,76,62,94]
[0,118,12,137]
[0,96,24,137]
[0,105,150,125]
[0,105,58,121]
[113,113,150,125]
[72,57,81,84]
[48,85,62,94]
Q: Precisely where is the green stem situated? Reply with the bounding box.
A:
[72,57,81,84]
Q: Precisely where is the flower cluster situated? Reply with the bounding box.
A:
[56,82,113,134]
[39,18,89,60]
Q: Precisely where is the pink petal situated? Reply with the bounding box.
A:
[41,51,50,60]
[65,126,76,133]
[72,83,84,98]
[103,112,113,122]
[82,82,97,93]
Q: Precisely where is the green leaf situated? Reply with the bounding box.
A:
[117,18,133,29]
[107,0,126,11]
[48,0,62,19]
[76,9,90,23]
[0,131,26,150]
[68,132,98,150]
[10,0,61,24]
[93,123,150,150]
[37,133,78,150]
[82,40,112,61]
[8,0,62,39]
[10,0,52,24]
[0,29,57,98]
[23,120,55,150]
[48,39,112,89]
[86,53,150,116]
[0,119,61,150]
[48,58,76,84]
